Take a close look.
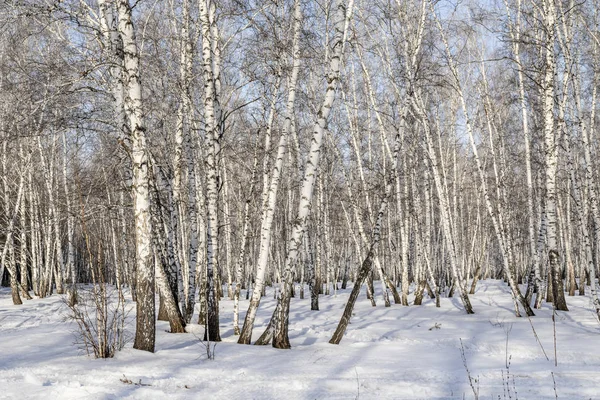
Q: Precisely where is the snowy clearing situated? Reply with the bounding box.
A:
[1,280,600,399]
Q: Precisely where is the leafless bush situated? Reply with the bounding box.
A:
[64,283,130,358]
[63,190,131,358]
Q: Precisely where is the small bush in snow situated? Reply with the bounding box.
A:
[64,284,130,358]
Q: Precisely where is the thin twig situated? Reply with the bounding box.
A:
[459,338,479,400]
[354,367,360,400]
[526,314,549,361]
[553,306,558,367]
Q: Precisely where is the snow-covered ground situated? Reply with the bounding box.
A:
[1,280,599,399]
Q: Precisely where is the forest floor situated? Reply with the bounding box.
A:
[1,280,600,399]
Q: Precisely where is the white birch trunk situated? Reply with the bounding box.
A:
[19,152,30,299]
[62,133,76,297]
[223,166,233,300]
[271,0,353,349]
[117,0,156,352]
[237,0,303,344]
[199,0,222,342]
[540,0,568,311]
[28,166,39,296]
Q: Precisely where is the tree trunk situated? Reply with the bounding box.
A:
[271,0,353,349]
[117,0,156,352]
[238,0,303,345]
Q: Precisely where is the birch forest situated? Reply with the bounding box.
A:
[3,0,600,368]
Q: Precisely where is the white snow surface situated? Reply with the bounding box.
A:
[1,280,600,399]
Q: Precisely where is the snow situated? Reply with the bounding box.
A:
[1,280,600,399]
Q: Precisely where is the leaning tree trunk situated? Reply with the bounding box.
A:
[329,119,403,344]
[343,70,391,307]
[150,212,186,333]
[237,0,303,345]
[270,0,353,349]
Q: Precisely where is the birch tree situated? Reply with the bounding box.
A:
[199,0,223,342]
[238,0,303,345]
[117,0,156,352]
[269,0,353,349]
[539,0,568,311]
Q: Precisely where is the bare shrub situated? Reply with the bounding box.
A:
[64,283,130,358]
[63,186,131,358]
